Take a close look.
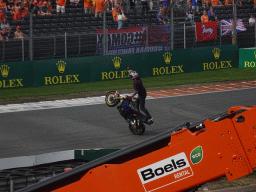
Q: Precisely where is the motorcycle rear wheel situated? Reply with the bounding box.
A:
[129,118,145,135]
[105,91,120,107]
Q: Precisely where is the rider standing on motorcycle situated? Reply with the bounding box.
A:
[129,71,154,124]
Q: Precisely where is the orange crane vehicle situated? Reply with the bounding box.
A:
[18,105,256,192]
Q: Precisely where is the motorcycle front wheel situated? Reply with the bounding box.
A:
[129,118,145,135]
[105,91,120,107]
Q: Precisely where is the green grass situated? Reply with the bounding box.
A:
[1,68,256,100]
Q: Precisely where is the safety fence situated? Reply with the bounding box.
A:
[0,44,238,89]
[0,0,254,62]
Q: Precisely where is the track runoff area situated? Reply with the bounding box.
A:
[0,80,256,161]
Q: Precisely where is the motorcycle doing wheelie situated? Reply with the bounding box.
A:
[105,91,153,135]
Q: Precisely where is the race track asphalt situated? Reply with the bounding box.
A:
[0,88,256,159]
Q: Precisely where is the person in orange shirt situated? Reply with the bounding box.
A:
[0,0,6,22]
[201,10,208,22]
[211,0,222,6]
[21,2,29,19]
[56,0,66,14]
[202,0,210,8]
[76,0,92,14]
[225,0,232,6]
[112,6,118,21]
[94,0,107,17]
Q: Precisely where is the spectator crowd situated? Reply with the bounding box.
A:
[0,0,253,39]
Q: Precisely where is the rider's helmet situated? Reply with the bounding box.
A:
[129,71,138,80]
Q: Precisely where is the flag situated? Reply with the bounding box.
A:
[196,21,217,41]
[221,19,246,36]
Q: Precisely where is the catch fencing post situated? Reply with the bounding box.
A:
[146,26,148,47]
[65,32,67,59]
[103,9,106,55]
[232,0,237,44]
[2,41,4,60]
[171,6,174,50]
[184,23,186,49]
[54,36,56,56]
[255,21,256,47]
[29,7,35,61]
[79,34,81,55]
[10,178,14,192]
[22,35,24,61]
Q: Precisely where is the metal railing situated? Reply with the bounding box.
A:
[0,0,254,62]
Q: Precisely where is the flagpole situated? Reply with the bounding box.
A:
[233,0,237,45]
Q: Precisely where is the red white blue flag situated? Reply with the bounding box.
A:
[221,19,246,36]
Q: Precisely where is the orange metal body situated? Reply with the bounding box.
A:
[54,106,256,192]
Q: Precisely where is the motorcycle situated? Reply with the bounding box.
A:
[105,91,153,135]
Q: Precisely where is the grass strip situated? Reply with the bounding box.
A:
[1,68,256,100]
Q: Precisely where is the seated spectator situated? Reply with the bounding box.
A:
[201,10,208,22]
[202,0,210,8]
[191,0,199,13]
[208,11,216,21]
[94,0,107,17]
[48,2,53,14]
[158,9,167,24]
[117,10,126,29]
[207,7,217,20]
[7,26,14,39]
[0,0,7,22]
[21,2,29,18]
[0,28,9,41]
[225,0,232,6]
[40,1,50,15]
[186,4,194,25]
[211,0,223,6]
[6,0,14,13]
[14,26,27,39]
[254,0,256,9]
[249,13,255,25]
[56,0,66,14]
[1,18,10,30]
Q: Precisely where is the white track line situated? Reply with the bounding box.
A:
[0,87,255,114]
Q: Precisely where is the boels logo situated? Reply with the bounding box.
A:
[203,47,232,70]
[101,57,130,80]
[190,146,203,164]
[243,51,256,68]
[0,64,23,88]
[44,60,80,85]
[137,152,193,192]
[152,52,184,76]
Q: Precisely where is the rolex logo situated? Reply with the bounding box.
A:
[254,51,256,59]
[163,52,172,64]
[0,64,10,78]
[56,60,66,73]
[212,48,221,59]
[113,57,121,69]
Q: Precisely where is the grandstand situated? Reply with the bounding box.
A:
[0,0,253,62]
